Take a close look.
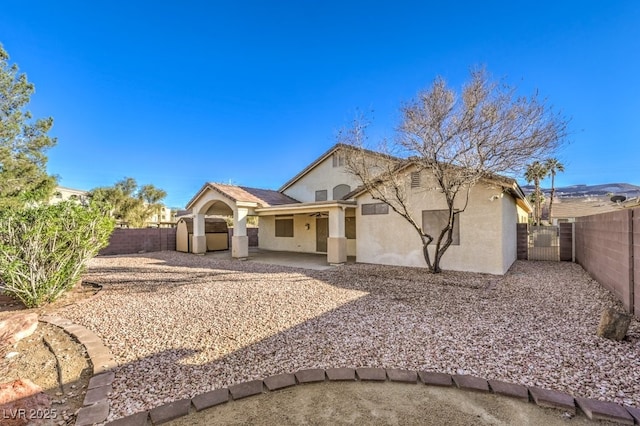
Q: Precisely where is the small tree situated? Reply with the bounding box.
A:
[0,44,57,208]
[0,202,115,307]
[342,68,567,273]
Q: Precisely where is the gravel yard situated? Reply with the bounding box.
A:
[56,251,640,422]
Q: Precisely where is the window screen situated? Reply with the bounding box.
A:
[422,210,459,245]
[361,203,389,215]
[333,184,351,200]
[275,216,294,237]
[315,190,328,201]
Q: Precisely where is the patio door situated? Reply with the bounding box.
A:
[316,217,328,253]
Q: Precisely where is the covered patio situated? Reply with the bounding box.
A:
[205,247,356,271]
[185,183,356,265]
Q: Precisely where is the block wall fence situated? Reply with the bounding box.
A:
[575,208,639,317]
[98,228,177,255]
[99,227,258,256]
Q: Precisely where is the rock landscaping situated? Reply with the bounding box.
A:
[53,251,640,423]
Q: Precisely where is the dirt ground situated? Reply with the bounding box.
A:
[0,283,98,425]
[167,381,608,426]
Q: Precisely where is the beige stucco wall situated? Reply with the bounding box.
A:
[259,214,356,256]
[516,204,529,223]
[282,153,362,203]
[356,176,518,275]
[51,186,88,205]
[259,215,318,253]
[500,195,518,273]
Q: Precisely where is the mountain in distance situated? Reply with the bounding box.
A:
[521,183,640,199]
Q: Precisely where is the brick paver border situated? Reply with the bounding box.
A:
[103,368,639,425]
[40,315,117,426]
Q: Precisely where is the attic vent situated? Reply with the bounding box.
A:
[332,152,345,167]
[410,172,421,188]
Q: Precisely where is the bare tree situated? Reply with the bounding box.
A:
[341,68,567,273]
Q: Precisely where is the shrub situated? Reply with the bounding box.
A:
[0,201,115,307]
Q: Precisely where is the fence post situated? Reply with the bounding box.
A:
[572,222,575,263]
[631,208,636,316]
[516,223,528,260]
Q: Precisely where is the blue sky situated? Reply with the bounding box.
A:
[1,1,638,208]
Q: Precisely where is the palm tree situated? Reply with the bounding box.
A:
[544,158,565,223]
[525,161,548,225]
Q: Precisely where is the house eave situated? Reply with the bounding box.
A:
[277,144,345,193]
[255,200,357,215]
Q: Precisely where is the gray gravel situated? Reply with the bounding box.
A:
[56,252,640,422]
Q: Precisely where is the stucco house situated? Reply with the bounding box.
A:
[185,144,531,275]
[51,186,89,205]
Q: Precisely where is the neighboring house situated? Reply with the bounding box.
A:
[147,205,177,227]
[548,196,640,223]
[52,186,177,228]
[186,144,531,275]
[51,186,89,205]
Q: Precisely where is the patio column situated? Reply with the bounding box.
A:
[327,207,347,264]
[232,207,249,258]
[192,213,206,254]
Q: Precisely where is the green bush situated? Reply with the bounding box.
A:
[0,201,115,307]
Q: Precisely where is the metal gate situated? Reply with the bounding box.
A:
[528,226,560,261]
[517,223,573,262]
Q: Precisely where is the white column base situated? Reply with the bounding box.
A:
[327,237,347,264]
[232,235,249,258]
[192,235,207,254]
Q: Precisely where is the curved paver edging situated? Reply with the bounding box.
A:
[73,281,105,306]
[104,368,640,426]
[39,315,117,426]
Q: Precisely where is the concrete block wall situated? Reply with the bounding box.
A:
[575,209,635,315]
[99,228,177,256]
[516,223,528,260]
[559,223,573,262]
[228,227,259,247]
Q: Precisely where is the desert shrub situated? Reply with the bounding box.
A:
[0,201,115,307]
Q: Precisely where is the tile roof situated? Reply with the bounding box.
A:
[207,183,299,207]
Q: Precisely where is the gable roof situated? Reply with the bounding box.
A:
[186,182,298,210]
[345,160,531,212]
[278,143,398,193]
